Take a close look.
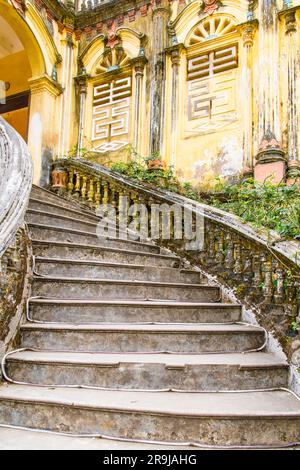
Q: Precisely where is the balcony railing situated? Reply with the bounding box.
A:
[78,0,113,12]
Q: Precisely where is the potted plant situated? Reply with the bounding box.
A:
[145,152,166,171]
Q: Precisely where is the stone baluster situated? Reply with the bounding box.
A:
[224,232,235,272]
[87,178,94,203]
[284,276,299,317]
[206,223,218,268]
[241,239,251,274]
[74,171,81,195]
[261,254,274,304]
[67,168,74,193]
[102,182,109,211]
[81,175,87,200]
[233,240,243,281]
[215,227,225,265]
[95,179,102,207]
[138,194,149,241]
[273,261,285,305]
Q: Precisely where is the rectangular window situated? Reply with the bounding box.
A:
[187,44,238,81]
[92,76,132,153]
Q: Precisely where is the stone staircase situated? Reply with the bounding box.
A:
[0,185,300,449]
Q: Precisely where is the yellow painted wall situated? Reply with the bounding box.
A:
[0,51,31,97]
[1,107,29,141]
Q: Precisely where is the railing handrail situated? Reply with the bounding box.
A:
[54,157,300,272]
[0,117,33,257]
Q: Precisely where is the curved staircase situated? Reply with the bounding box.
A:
[0,185,300,449]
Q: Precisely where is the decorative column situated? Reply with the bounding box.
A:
[166,43,185,169]
[254,0,286,183]
[240,21,256,176]
[149,0,170,155]
[131,55,148,153]
[58,24,75,158]
[75,68,88,156]
[284,9,300,183]
[28,75,62,185]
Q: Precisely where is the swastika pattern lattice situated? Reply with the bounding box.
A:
[92,77,131,151]
[187,68,238,134]
[187,44,238,81]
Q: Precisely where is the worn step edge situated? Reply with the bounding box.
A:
[6,351,288,370]
[33,257,190,273]
[29,299,236,308]
[31,186,92,212]
[0,386,299,418]
[28,222,157,251]
[29,198,100,222]
[31,276,213,289]
[20,323,263,333]
[31,240,179,261]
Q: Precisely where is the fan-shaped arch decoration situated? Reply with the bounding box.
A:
[95,46,130,74]
[187,14,238,45]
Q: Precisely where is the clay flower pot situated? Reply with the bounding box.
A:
[147,159,166,170]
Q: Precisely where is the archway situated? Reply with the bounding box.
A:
[0,15,32,140]
[0,3,45,142]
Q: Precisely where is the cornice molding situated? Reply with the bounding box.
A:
[75,0,150,28]
[28,74,63,95]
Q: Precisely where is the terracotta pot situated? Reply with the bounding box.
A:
[51,167,67,189]
[147,159,165,170]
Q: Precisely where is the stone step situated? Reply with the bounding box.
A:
[6,351,288,391]
[0,427,187,450]
[30,185,88,212]
[29,198,101,224]
[27,222,157,253]
[0,385,299,446]
[31,276,220,302]
[31,240,180,267]
[28,299,241,324]
[33,257,201,283]
[20,323,265,353]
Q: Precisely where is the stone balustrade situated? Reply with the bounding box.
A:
[0,117,32,358]
[78,0,112,12]
[51,157,300,332]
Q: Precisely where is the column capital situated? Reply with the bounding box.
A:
[285,10,297,34]
[151,1,170,20]
[165,43,185,67]
[74,72,89,94]
[28,74,63,96]
[131,55,148,76]
[238,20,258,47]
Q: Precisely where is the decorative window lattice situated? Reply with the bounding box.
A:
[188,15,237,45]
[187,44,238,81]
[188,71,236,123]
[92,77,131,152]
